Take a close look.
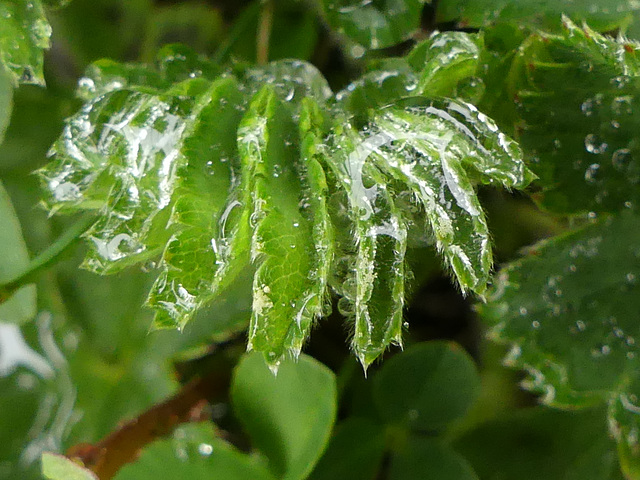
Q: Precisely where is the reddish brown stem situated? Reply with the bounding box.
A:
[67,368,229,480]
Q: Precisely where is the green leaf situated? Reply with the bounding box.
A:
[320,0,429,50]
[325,118,408,368]
[114,423,276,480]
[479,211,640,462]
[0,0,51,86]
[454,407,621,480]
[389,437,478,480]
[436,0,640,33]
[0,181,36,324]
[231,352,337,480]
[409,32,485,102]
[374,341,480,431]
[146,77,246,329]
[308,418,386,480]
[0,64,12,143]
[41,453,97,480]
[334,97,531,309]
[483,19,640,214]
[240,88,332,364]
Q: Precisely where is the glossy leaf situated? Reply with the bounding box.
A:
[374,341,480,431]
[240,88,330,364]
[0,181,36,324]
[344,97,532,299]
[147,77,246,329]
[480,212,640,463]
[231,352,337,480]
[0,0,51,86]
[114,423,275,480]
[409,31,484,102]
[41,453,97,480]
[436,0,640,33]
[39,48,533,367]
[320,0,429,50]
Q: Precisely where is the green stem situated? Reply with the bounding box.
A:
[0,215,95,304]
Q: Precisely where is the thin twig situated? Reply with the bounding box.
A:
[256,0,274,65]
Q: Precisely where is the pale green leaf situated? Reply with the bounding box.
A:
[0,181,36,324]
[41,453,97,480]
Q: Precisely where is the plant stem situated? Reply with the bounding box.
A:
[0,215,95,304]
[256,0,274,65]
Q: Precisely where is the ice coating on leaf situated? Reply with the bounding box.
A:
[408,31,484,101]
[239,87,331,367]
[479,212,640,458]
[325,122,408,369]
[40,90,197,273]
[147,77,246,329]
[77,45,221,101]
[0,0,51,86]
[349,97,530,296]
[334,66,419,116]
[242,60,333,106]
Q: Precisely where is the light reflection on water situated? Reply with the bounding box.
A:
[0,312,78,470]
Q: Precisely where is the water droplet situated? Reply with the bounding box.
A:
[576,320,586,331]
[198,443,213,456]
[584,163,600,183]
[532,320,540,329]
[584,134,607,154]
[519,306,528,316]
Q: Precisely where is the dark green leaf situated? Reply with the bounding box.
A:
[308,418,386,480]
[454,407,621,480]
[0,181,36,324]
[389,437,478,480]
[320,0,429,50]
[231,352,337,480]
[374,341,480,431]
[483,19,640,214]
[480,211,640,463]
[114,423,276,480]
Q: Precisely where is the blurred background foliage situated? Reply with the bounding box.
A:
[1,0,635,479]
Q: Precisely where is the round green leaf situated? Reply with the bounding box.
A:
[374,341,480,431]
[114,423,275,480]
[231,352,337,480]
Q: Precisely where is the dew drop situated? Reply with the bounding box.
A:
[198,443,213,456]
